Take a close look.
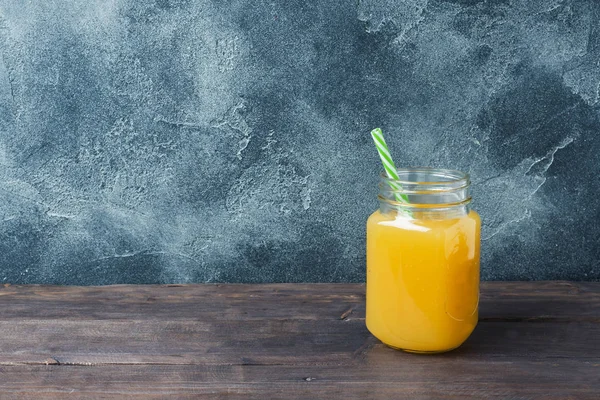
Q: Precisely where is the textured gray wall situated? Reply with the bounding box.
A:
[0,0,598,284]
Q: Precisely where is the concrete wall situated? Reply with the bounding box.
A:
[0,0,598,284]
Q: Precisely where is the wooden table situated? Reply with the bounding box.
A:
[0,282,598,399]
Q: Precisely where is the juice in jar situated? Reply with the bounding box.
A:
[366,168,480,353]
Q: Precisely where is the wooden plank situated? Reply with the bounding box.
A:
[0,358,598,399]
[0,284,365,321]
[480,281,600,321]
[0,282,598,321]
[0,318,351,365]
[0,319,369,366]
[0,319,597,366]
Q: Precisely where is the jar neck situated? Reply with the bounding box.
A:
[378,168,471,220]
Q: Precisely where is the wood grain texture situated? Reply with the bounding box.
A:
[0,282,598,399]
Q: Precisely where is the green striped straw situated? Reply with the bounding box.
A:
[370,128,411,210]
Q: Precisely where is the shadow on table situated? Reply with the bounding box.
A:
[366,317,593,359]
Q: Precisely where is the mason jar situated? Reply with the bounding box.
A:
[366,168,480,353]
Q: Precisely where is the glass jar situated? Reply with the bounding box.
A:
[366,168,480,353]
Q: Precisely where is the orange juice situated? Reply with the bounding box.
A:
[366,208,480,353]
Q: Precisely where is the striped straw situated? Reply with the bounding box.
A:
[370,128,410,205]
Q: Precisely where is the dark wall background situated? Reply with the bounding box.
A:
[0,0,598,284]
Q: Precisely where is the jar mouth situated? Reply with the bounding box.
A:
[379,167,470,190]
[378,168,472,215]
